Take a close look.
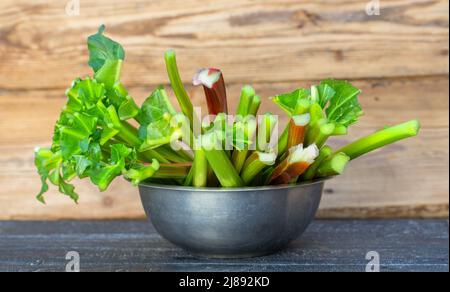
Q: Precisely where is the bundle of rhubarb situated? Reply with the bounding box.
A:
[35,26,420,203]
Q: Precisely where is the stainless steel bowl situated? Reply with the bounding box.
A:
[139,179,326,258]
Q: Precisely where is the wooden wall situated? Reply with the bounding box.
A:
[0,0,448,219]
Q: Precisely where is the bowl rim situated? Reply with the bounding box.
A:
[139,177,332,192]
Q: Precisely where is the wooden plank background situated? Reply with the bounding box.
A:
[0,0,448,220]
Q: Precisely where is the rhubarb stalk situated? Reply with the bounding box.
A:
[192,148,208,187]
[300,145,333,181]
[201,133,244,187]
[257,113,278,152]
[241,152,277,184]
[164,50,194,129]
[193,68,228,116]
[287,114,310,150]
[270,144,319,185]
[248,95,261,117]
[236,86,256,117]
[335,120,421,160]
[316,152,350,177]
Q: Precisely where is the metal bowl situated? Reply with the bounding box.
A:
[139,179,326,258]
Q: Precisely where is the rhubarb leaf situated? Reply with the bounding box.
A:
[87,25,125,73]
[139,87,177,125]
[315,84,336,109]
[322,79,363,127]
[271,88,311,116]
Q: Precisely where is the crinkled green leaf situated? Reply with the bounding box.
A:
[316,84,336,109]
[58,179,79,203]
[322,79,363,127]
[65,78,106,112]
[139,87,177,125]
[34,148,78,203]
[87,25,125,73]
[110,144,133,165]
[58,113,98,159]
[88,144,135,191]
[89,163,122,191]
[137,87,181,150]
[100,127,120,145]
[140,117,182,151]
[118,95,140,121]
[62,161,77,181]
[271,88,311,116]
[73,155,92,177]
[87,25,125,93]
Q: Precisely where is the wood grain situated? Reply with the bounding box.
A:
[0,220,448,272]
[0,0,448,219]
[0,76,448,219]
[0,0,448,90]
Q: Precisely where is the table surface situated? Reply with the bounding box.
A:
[0,220,448,272]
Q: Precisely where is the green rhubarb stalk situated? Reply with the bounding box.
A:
[309,102,324,127]
[184,165,194,186]
[294,99,311,116]
[138,150,170,164]
[241,152,277,184]
[316,152,350,177]
[301,145,333,181]
[124,159,160,186]
[236,86,255,117]
[164,50,194,129]
[201,133,244,187]
[335,120,421,160]
[314,123,335,148]
[248,95,262,117]
[277,126,289,157]
[231,117,257,173]
[310,85,320,103]
[193,149,207,187]
[257,113,277,152]
[305,120,334,149]
[153,163,191,179]
[232,150,249,174]
[155,145,191,163]
[332,123,348,136]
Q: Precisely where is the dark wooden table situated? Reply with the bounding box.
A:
[0,220,448,272]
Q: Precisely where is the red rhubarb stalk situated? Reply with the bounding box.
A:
[193,68,228,116]
[287,113,310,150]
[270,144,319,185]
